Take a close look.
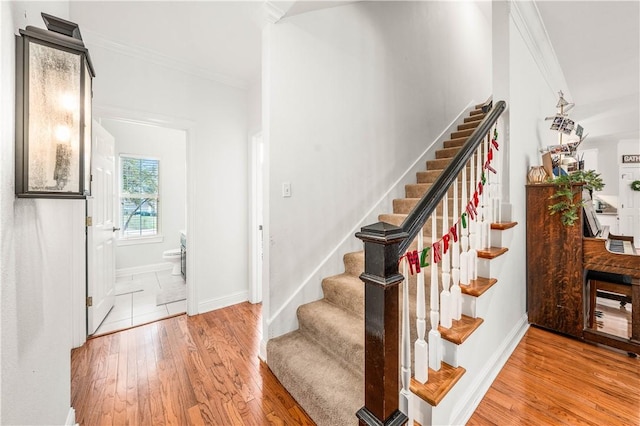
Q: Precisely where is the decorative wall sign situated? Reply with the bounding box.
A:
[622,155,640,164]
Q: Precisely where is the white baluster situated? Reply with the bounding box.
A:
[429,213,441,371]
[468,154,477,281]
[460,164,469,286]
[494,125,503,223]
[481,137,490,250]
[415,230,428,384]
[469,233,478,281]
[476,145,485,252]
[440,192,452,329]
[451,175,462,321]
[400,257,411,414]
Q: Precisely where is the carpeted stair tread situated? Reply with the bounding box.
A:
[417,170,467,184]
[444,137,469,149]
[267,331,362,426]
[436,146,463,159]
[457,120,482,131]
[464,114,484,123]
[451,128,474,139]
[322,274,363,317]
[426,157,454,171]
[298,300,364,373]
[343,251,364,277]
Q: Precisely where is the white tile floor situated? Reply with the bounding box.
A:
[94,269,187,335]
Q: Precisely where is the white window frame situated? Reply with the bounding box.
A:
[117,154,163,245]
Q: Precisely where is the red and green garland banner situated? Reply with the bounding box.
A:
[400,127,499,275]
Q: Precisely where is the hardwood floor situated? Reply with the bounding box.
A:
[71,302,314,425]
[468,326,640,425]
[73,303,640,426]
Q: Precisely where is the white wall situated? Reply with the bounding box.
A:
[265,1,492,338]
[2,2,83,424]
[73,20,251,312]
[101,119,187,272]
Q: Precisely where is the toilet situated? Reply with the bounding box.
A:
[163,248,182,275]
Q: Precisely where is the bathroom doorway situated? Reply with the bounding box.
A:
[90,116,189,335]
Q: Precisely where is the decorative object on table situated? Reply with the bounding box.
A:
[15,13,95,198]
[548,169,605,226]
[527,165,548,184]
[631,180,640,192]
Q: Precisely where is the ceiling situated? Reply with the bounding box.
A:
[70,1,639,140]
[535,1,640,142]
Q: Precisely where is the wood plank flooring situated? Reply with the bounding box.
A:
[73,303,640,425]
[71,302,314,425]
[468,326,640,425]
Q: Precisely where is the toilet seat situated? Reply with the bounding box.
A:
[163,249,181,258]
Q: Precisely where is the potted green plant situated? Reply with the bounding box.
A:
[548,169,605,226]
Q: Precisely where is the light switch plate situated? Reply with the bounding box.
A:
[282,182,291,198]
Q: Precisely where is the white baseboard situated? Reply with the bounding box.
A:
[198,290,249,314]
[259,339,268,362]
[65,407,76,425]
[116,262,172,277]
[451,314,529,425]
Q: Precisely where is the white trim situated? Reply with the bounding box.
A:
[198,290,249,314]
[65,407,76,426]
[262,1,290,24]
[259,339,268,362]
[83,30,248,89]
[509,0,570,97]
[72,200,87,349]
[267,102,478,338]
[249,131,264,304]
[116,262,172,277]
[450,315,529,426]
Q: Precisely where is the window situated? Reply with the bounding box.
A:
[119,155,159,239]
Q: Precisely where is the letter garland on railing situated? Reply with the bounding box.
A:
[399,125,500,275]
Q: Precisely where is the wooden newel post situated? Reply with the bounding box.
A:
[355,222,408,426]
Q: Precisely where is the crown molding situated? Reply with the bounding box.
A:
[263,1,291,24]
[510,0,570,99]
[83,29,248,90]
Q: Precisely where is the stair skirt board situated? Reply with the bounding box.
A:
[413,315,529,426]
[266,100,479,340]
[267,102,501,425]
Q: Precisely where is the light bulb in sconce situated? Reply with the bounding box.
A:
[55,124,71,142]
[60,92,77,111]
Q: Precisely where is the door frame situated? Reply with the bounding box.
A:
[249,131,264,304]
[72,106,197,347]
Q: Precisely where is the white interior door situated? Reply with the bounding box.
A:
[87,120,116,334]
[619,166,640,248]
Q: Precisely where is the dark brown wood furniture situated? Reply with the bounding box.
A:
[526,184,585,338]
[526,183,640,354]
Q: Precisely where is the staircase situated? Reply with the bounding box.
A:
[267,103,516,425]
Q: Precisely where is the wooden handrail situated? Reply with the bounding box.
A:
[399,100,506,253]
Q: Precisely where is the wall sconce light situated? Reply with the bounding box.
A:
[15,13,95,198]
